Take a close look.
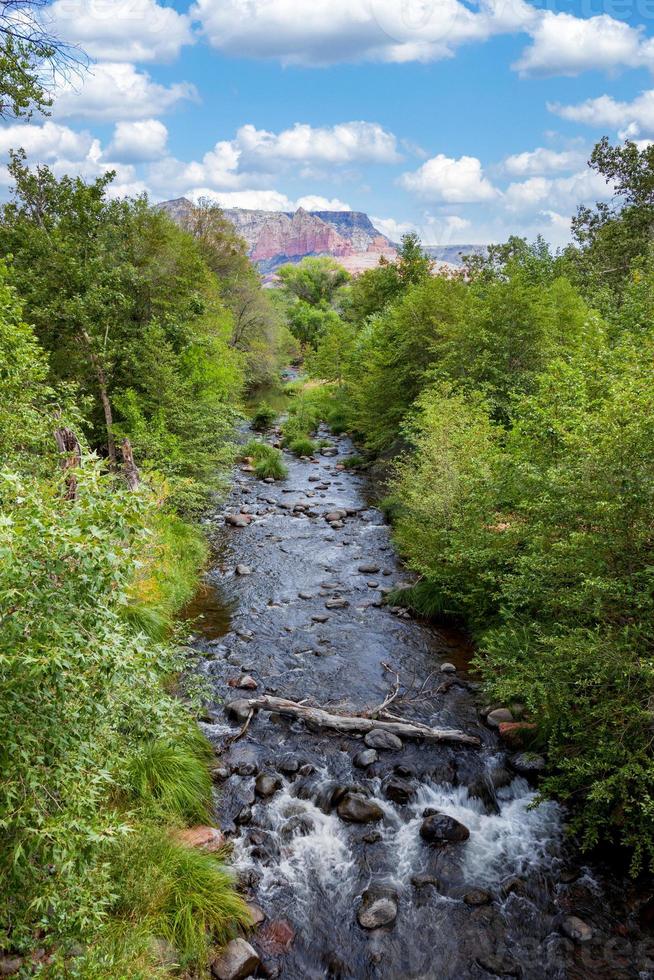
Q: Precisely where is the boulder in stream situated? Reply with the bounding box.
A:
[235,564,252,576]
[420,813,470,845]
[486,707,514,727]
[337,792,384,823]
[211,938,260,980]
[561,915,593,943]
[225,700,255,723]
[383,775,414,804]
[364,730,403,751]
[353,749,378,768]
[357,887,398,929]
[255,774,282,798]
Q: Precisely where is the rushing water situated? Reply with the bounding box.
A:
[190,425,654,980]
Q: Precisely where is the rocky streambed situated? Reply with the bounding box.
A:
[191,425,654,980]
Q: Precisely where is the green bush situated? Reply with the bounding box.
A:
[341,454,363,469]
[251,402,277,430]
[125,734,213,824]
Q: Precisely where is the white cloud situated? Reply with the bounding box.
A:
[53,62,197,121]
[186,188,295,211]
[400,153,498,203]
[105,119,168,162]
[550,90,654,138]
[370,216,417,241]
[515,12,652,77]
[295,195,351,211]
[504,168,612,214]
[192,0,534,67]
[47,0,194,63]
[236,121,401,166]
[0,121,94,160]
[504,146,587,176]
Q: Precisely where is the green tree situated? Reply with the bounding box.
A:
[278,256,349,306]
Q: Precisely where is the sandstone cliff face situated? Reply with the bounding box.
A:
[158,199,396,273]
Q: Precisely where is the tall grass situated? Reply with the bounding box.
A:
[126,734,213,824]
[288,436,316,457]
[251,402,277,430]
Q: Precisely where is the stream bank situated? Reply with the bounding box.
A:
[190,423,654,980]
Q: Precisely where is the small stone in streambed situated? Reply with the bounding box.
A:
[486,707,514,726]
[312,614,329,623]
[357,562,380,574]
[210,765,230,782]
[325,597,349,609]
[364,729,403,751]
[234,805,253,825]
[235,564,252,576]
[233,760,258,776]
[475,953,521,978]
[383,776,414,804]
[337,792,384,823]
[279,756,300,775]
[561,916,593,943]
[362,830,383,844]
[225,699,255,723]
[367,580,379,588]
[235,675,258,691]
[246,902,266,927]
[420,813,470,845]
[440,662,457,673]
[264,476,275,484]
[510,752,546,776]
[226,514,250,528]
[411,873,441,889]
[353,749,378,768]
[255,774,282,798]
[357,888,398,929]
[211,938,260,980]
[463,889,492,906]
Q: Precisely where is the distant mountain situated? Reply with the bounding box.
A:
[157,198,481,276]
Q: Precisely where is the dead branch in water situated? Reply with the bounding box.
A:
[232,694,480,746]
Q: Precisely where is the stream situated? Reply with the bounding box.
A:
[190,420,654,980]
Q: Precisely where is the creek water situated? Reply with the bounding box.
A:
[189,423,654,980]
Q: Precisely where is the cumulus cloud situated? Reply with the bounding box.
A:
[236,121,401,166]
[550,90,654,138]
[400,153,498,203]
[53,63,198,121]
[104,119,168,162]
[0,121,94,161]
[514,12,652,77]
[504,168,612,214]
[503,146,587,176]
[295,195,351,211]
[47,0,194,63]
[184,188,294,210]
[192,0,534,66]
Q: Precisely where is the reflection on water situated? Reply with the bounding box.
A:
[181,581,235,640]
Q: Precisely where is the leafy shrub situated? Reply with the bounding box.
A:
[341,454,363,469]
[251,402,277,430]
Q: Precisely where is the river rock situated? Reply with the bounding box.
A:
[440,662,457,673]
[420,813,470,845]
[176,825,225,853]
[358,562,381,574]
[353,749,378,768]
[475,953,521,977]
[255,774,282,798]
[235,805,253,825]
[211,938,260,980]
[311,614,329,623]
[226,514,251,528]
[561,915,593,943]
[510,752,546,776]
[298,591,313,600]
[225,700,255,723]
[486,707,514,727]
[411,873,441,889]
[246,902,266,926]
[357,887,398,929]
[383,776,414,804]
[325,597,349,609]
[211,765,230,782]
[236,674,258,691]
[463,888,492,906]
[235,564,252,576]
[279,756,300,775]
[337,792,384,823]
[364,730,403,751]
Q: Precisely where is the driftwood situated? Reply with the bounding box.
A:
[54,426,82,500]
[235,695,480,746]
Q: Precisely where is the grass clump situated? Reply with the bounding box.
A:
[251,402,277,430]
[111,828,250,970]
[242,438,274,461]
[125,733,213,824]
[341,454,364,469]
[255,449,288,481]
[288,436,316,457]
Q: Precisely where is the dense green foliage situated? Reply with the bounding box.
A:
[301,150,654,867]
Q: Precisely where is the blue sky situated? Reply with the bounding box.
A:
[2,0,654,246]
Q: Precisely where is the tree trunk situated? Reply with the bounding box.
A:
[121,437,140,490]
[79,328,117,468]
[54,426,82,500]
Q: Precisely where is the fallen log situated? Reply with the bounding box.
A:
[233,695,480,746]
